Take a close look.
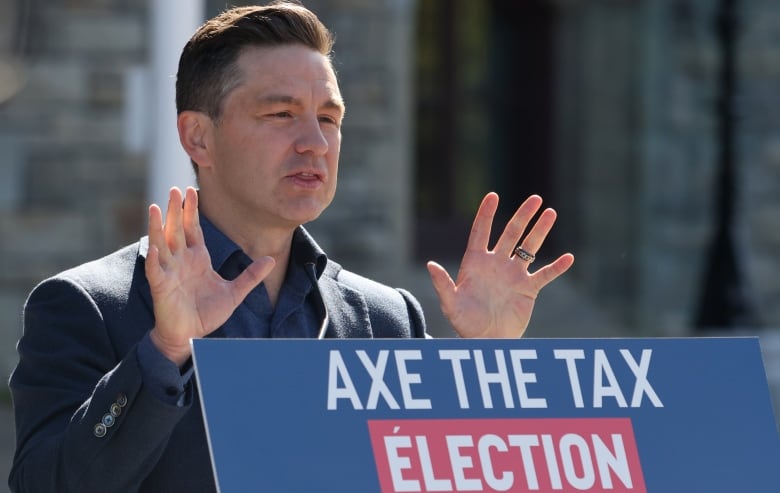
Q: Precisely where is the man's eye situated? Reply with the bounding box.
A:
[319,115,339,126]
[269,111,292,118]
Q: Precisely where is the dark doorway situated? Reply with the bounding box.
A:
[413,0,557,260]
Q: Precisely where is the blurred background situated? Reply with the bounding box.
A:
[1,0,780,487]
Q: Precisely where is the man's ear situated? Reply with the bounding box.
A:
[177,111,214,169]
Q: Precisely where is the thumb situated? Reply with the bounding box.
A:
[232,256,276,301]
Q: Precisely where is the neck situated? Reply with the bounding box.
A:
[198,194,298,308]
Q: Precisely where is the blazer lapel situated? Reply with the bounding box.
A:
[135,237,155,317]
[318,274,373,339]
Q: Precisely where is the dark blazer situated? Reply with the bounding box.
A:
[8,238,427,492]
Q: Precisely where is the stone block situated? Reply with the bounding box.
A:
[760,138,780,169]
[328,0,380,10]
[19,60,89,104]
[24,149,135,208]
[0,137,24,210]
[39,9,145,59]
[89,68,125,107]
[749,207,780,246]
[49,110,124,146]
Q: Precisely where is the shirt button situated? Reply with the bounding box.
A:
[102,413,116,428]
[116,393,128,407]
[94,423,107,438]
[110,403,122,417]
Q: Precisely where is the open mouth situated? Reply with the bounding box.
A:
[288,171,323,189]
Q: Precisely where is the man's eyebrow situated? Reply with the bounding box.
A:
[323,97,346,114]
[257,94,302,106]
[256,94,345,114]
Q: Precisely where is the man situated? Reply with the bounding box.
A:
[8,2,574,492]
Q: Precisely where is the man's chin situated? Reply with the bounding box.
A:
[290,196,333,221]
[282,205,327,228]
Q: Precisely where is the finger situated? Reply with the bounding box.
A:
[426,261,456,315]
[517,207,557,257]
[164,187,186,253]
[182,187,203,248]
[230,256,276,305]
[494,195,542,256]
[466,193,499,252]
[530,253,575,289]
[144,245,165,288]
[148,203,172,265]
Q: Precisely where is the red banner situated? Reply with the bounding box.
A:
[368,418,646,493]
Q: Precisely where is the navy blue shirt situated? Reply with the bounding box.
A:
[137,215,327,404]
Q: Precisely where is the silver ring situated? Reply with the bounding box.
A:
[513,246,536,263]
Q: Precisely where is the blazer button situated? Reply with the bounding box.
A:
[116,393,128,407]
[94,423,107,438]
[102,413,116,428]
[110,403,122,417]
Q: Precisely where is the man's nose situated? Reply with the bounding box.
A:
[294,117,329,156]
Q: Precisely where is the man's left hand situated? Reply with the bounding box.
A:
[427,192,575,338]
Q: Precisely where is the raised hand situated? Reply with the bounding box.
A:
[427,193,574,339]
[145,187,275,366]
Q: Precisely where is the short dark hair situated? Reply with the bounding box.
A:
[176,1,335,120]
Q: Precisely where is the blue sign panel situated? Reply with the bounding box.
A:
[192,337,780,492]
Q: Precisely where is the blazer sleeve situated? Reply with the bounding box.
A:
[8,276,191,493]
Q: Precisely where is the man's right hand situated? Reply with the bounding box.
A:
[144,186,275,367]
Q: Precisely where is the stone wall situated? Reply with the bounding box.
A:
[635,0,723,335]
[2,0,780,405]
[634,0,780,335]
[553,0,646,332]
[552,0,780,337]
[0,0,149,388]
[741,0,780,326]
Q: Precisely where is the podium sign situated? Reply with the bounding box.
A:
[192,337,780,492]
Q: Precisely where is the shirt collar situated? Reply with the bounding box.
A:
[291,226,328,279]
[199,214,328,279]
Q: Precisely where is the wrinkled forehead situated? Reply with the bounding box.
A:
[227,45,344,110]
[236,44,341,96]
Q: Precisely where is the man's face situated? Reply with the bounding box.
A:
[198,44,344,230]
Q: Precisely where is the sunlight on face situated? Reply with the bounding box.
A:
[200,44,345,233]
